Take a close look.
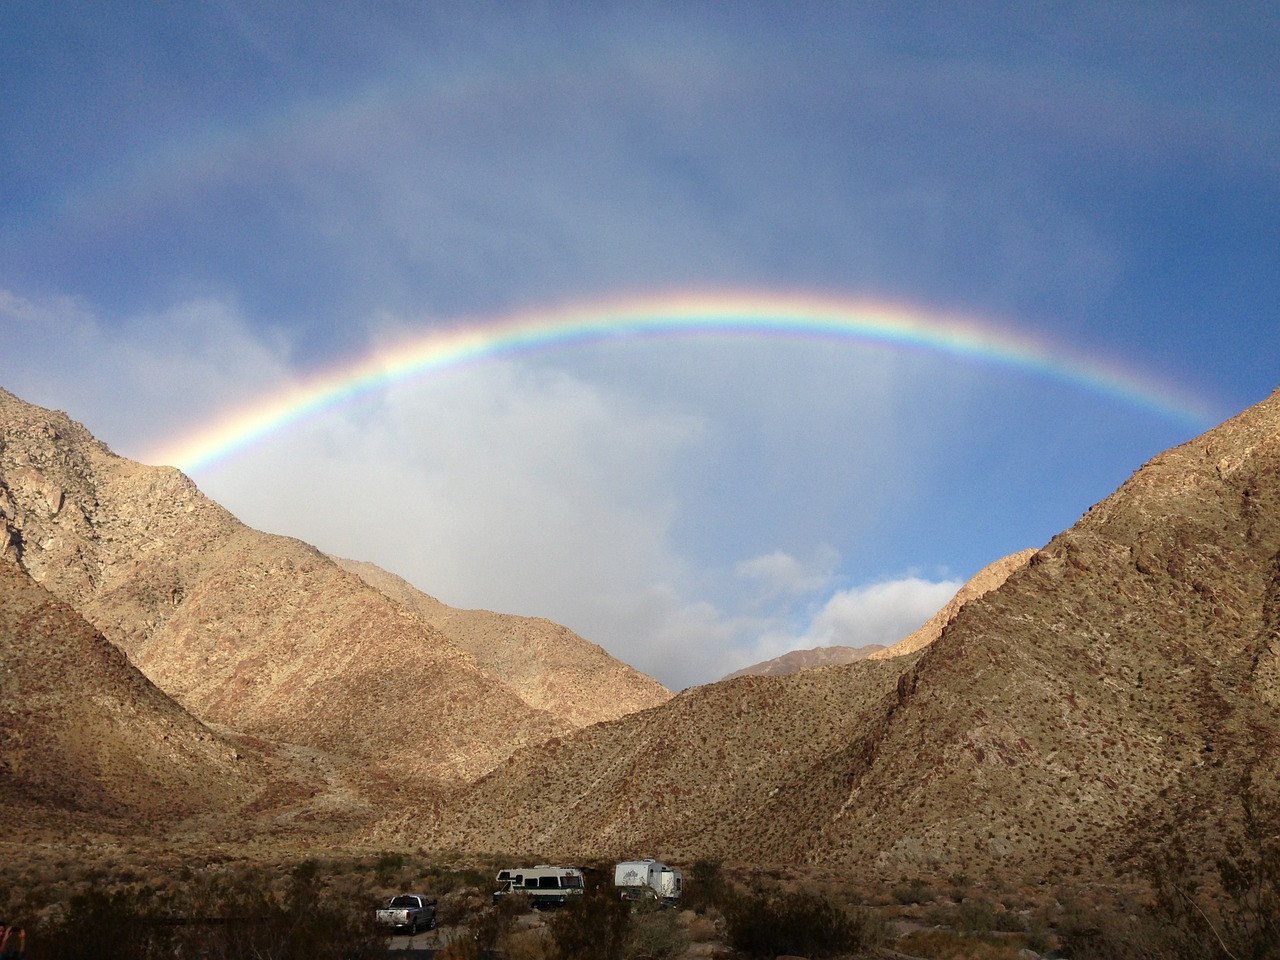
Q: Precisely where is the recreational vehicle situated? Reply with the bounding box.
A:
[613,859,683,902]
[493,865,586,906]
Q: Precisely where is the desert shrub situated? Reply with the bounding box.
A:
[1054,901,1172,960]
[623,903,687,960]
[956,897,996,935]
[29,867,383,960]
[1135,781,1280,960]
[681,909,720,943]
[896,928,1029,960]
[503,925,554,960]
[892,880,936,905]
[373,851,406,874]
[471,891,532,954]
[545,887,631,960]
[681,859,726,914]
[723,887,880,958]
[436,935,481,960]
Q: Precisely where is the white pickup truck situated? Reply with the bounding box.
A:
[375,894,437,934]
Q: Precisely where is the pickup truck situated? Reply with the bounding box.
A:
[375,894,437,934]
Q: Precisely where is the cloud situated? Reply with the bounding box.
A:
[735,548,839,598]
[709,573,965,681]
[0,287,292,456]
[800,577,963,648]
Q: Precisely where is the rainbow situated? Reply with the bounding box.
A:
[146,291,1219,473]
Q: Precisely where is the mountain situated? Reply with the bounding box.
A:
[333,557,670,728]
[427,389,1280,886]
[722,551,1034,680]
[7,381,1280,890]
[866,548,1037,660]
[0,388,666,795]
[723,643,887,679]
[0,558,264,824]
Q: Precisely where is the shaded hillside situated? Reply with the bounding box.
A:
[417,659,911,859]
[0,388,659,789]
[0,559,265,823]
[334,557,670,726]
[430,389,1280,885]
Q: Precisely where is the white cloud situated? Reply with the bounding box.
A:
[735,547,838,598]
[801,577,963,649]
[0,287,291,456]
[207,360,705,619]
[708,575,964,680]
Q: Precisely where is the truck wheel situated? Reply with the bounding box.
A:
[409,918,418,936]
[429,915,437,930]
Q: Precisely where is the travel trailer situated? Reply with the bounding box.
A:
[493,865,586,906]
[613,859,683,902]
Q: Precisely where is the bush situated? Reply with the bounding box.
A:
[723,887,880,958]
[682,859,726,914]
[29,867,384,960]
[546,888,631,960]
[623,904,688,960]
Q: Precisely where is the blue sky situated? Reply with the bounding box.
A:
[2,3,1277,689]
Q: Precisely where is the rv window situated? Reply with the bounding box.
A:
[563,875,583,888]
[538,876,559,889]
[497,871,510,881]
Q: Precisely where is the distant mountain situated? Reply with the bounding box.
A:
[333,557,669,728]
[722,551,1034,681]
[426,389,1280,886]
[0,388,666,798]
[723,643,887,679]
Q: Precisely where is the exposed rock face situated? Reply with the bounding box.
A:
[430,389,1280,886]
[0,388,663,794]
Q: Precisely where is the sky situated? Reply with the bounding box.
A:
[1,3,1277,690]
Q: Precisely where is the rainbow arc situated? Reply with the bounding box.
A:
[146,292,1217,473]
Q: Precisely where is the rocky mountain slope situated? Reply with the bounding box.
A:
[866,548,1037,660]
[333,557,669,727]
[426,389,1280,886]
[722,643,887,679]
[0,558,266,823]
[722,550,1033,680]
[0,388,665,793]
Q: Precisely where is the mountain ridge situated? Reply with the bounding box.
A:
[0,387,667,796]
[4,383,1279,891]
[423,387,1280,885]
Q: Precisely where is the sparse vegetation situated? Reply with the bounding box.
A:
[723,885,886,958]
[27,867,384,960]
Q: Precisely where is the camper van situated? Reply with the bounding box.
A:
[613,859,683,902]
[493,865,586,906]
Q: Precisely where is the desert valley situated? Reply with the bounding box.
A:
[2,383,1279,957]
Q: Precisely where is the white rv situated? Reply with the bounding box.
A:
[613,859,683,902]
[493,865,585,906]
